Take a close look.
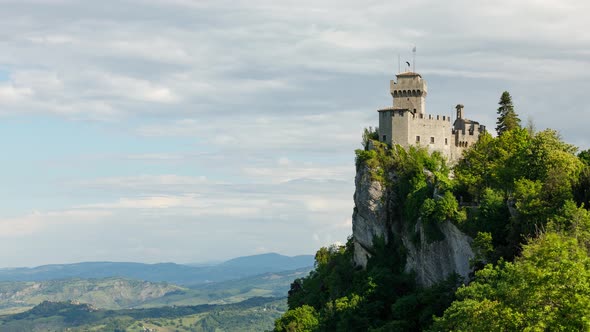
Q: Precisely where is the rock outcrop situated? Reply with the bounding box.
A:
[402,220,473,286]
[351,164,474,286]
[351,164,389,268]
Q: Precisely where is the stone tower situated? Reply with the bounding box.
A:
[377,70,485,163]
[390,72,428,115]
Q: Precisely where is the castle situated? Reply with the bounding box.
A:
[377,71,485,162]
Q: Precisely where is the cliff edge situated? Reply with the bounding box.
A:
[352,147,474,286]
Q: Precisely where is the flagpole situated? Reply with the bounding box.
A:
[412,46,416,72]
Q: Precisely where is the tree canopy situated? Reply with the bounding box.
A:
[431,233,590,331]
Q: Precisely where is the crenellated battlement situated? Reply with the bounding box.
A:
[390,72,428,115]
[411,113,451,122]
[452,124,486,135]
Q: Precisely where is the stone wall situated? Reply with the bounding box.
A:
[408,114,452,159]
[379,109,455,162]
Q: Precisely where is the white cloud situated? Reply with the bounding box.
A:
[241,165,351,184]
[134,110,370,154]
[0,210,111,238]
[301,196,353,213]
[76,174,209,189]
[2,0,590,265]
[0,84,33,103]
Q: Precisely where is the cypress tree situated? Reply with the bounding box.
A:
[496,91,521,136]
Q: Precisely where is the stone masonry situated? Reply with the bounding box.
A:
[377,72,485,162]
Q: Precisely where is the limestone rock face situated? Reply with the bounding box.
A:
[403,220,474,286]
[351,163,474,286]
[351,164,388,267]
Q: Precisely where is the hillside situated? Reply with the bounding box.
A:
[0,267,312,314]
[0,253,314,286]
[0,278,182,314]
[221,253,313,270]
[0,296,286,332]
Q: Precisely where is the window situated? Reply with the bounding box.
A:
[430,137,435,144]
[382,135,386,141]
[445,138,448,145]
[416,136,420,143]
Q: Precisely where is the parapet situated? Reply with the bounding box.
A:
[390,72,428,95]
[411,113,451,122]
[377,108,451,122]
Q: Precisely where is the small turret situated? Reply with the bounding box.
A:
[456,104,464,119]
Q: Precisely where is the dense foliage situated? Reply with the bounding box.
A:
[276,238,460,332]
[431,232,590,331]
[432,198,590,330]
[277,91,590,331]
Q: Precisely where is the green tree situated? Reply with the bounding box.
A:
[579,149,590,166]
[454,132,495,199]
[274,305,319,332]
[361,126,379,150]
[431,233,590,331]
[495,91,521,136]
[574,167,590,208]
[471,232,494,266]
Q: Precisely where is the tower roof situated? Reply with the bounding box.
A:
[396,71,422,78]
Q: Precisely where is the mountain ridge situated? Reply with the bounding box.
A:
[0,253,314,286]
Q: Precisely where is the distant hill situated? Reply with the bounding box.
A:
[0,266,311,314]
[221,253,313,270]
[0,297,286,332]
[0,278,182,313]
[146,266,312,307]
[0,253,314,286]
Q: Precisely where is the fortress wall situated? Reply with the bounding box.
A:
[378,111,393,145]
[453,125,482,147]
[408,114,452,160]
[391,111,410,147]
[451,125,484,160]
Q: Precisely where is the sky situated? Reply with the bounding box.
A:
[0,0,589,267]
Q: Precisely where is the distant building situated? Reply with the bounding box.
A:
[377,71,485,162]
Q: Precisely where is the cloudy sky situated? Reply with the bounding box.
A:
[0,0,588,267]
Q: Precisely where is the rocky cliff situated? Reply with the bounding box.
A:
[351,163,474,287]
